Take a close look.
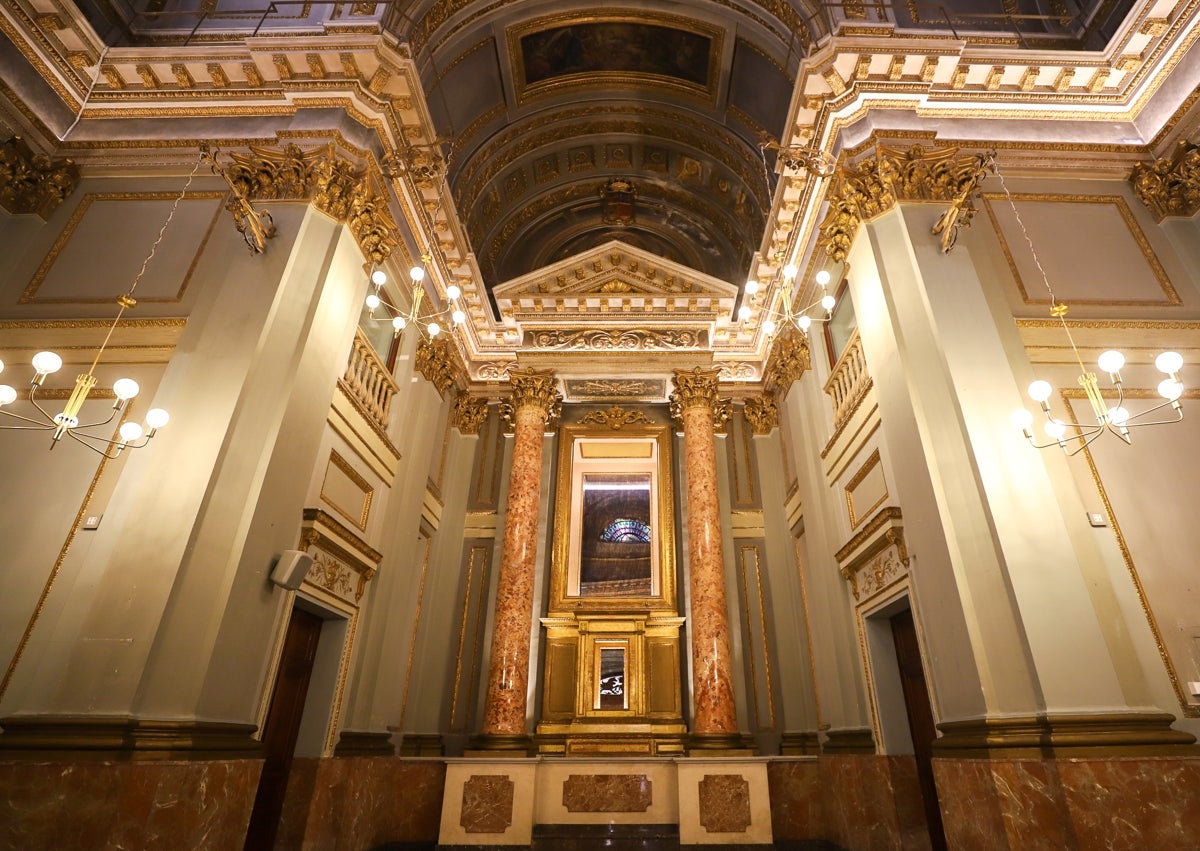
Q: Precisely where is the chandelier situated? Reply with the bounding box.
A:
[365,254,465,340]
[738,257,837,337]
[999,165,1184,453]
[0,153,201,456]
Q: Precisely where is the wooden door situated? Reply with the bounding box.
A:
[890,607,948,851]
[243,606,323,851]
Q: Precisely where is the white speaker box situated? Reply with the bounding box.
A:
[270,549,314,590]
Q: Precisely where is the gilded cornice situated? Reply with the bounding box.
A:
[0,136,79,220]
[1129,140,1200,221]
[415,336,468,397]
[451,391,489,434]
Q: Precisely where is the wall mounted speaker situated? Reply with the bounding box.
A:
[270,549,313,590]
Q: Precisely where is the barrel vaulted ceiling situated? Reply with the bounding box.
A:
[4,0,1192,389]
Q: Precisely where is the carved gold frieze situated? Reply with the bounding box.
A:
[579,406,654,430]
[563,378,666,401]
[1129,140,1200,221]
[415,336,466,397]
[452,391,489,434]
[0,136,79,220]
[835,507,908,602]
[817,144,993,261]
[528,329,705,351]
[742,396,778,435]
[299,508,382,603]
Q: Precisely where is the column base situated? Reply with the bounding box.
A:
[933,711,1197,757]
[780,731,821,756]
[0,715,261,761]
[820,727,875,754]
[332,730,396,756]
[397,733,444,756]
[464,733,534,757]
[685,731,756,756]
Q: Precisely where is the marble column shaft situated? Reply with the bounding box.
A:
[673,368,739,735]
[479,369,559,737]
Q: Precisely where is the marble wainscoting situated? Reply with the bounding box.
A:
[0,758,261,849]
[276,756,446,849]
[768,755,931,850]
[934,756,1200,850]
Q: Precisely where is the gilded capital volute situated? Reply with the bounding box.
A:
[669,367,726,430]
[451,392,489,435]
[507,368,562,425]
[743,395,779,435]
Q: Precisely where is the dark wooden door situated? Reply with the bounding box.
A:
[890,608,948,851]
[243,606,323,851]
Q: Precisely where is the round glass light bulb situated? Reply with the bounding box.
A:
[371,269,387,286]
[744,280,759,295]
[762,319,777,336]
[145,408,170,429]
[452,309,466,325]
[738,304,752,321]
[0,358,5,374]
[815,270,831,286]
[409,266,425,282]
[365,293,381,310]
[1044,419,1067,440]
[1155,351,1183,374]
[392,316,407,331]
[1097,350,1125,373]
[782,263,798,279]
[427,321,441,337]
[1158,378,1183,401]
[1010,409,1034,431]
[1027,380,1054,403]
[32,351,62,375]
[0,384,16,406]
[1107,406,1131,426]
[112,378,140,401]
[798,315,813,331]
[821,294,836,311]
[446,284,462,300]
[119,422,144,442]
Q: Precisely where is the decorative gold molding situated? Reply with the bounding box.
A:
[415,337,466,397]
[817,144,992,262]
[451,391,488,434]
[742,396,779,435]
[527,329,706,351]
[0,136,79,220]
[1129,139,1200,221]
[578,405,654,430]
[320,449,374,532]
[835,506,907,601]
[844,448,887,529]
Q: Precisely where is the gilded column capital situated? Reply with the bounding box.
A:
[0,136,79,220]
[451,392,489,435]
[1130,140,1200,221]
[505,368,561,426]
[415,337,465,397]
[669,367,726,431]
[742,396,779,435]
[764,328,810,396]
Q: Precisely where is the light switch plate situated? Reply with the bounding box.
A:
[1087,512,1107,527]
[83,515,102,529]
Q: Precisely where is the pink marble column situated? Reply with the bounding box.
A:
[671,367,740,743]
[477,368,560,747]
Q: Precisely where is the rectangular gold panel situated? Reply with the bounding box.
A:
[545,640,578,717]
[580,441,654,458]
[647,639,680,716]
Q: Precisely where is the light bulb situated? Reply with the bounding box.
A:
[815,270,831,286]
[446,284,462,300]
[1107,406,1131,426]
[1158,378,1184,401]
[1010,409,1034,431]
[762,319,777,336]
[452,309,466,325]
[1027,380,1053,403]
[145,408,170,429]
[783,263,798,279]
[821,294,836,311]
[112,378,140,401]
[119,422,144,442]
[31,351,62,375]
[798,315,812,331]
[738,304,752,321]
[410,266,425,282]
[1044,419,1067,440]
[0,358,4,374]
[744,280,759,295]
[371,269,387,286]
[0,384,16,406]
[1097,350,1125,374]
[1155,351,1183,374]
[392,316,407,331]
[365,293,381,310]
[427,322,441,337]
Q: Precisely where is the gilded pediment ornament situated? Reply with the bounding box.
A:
[1130,140,1200,221]
[0,136,79,220]
[579,405,654,430]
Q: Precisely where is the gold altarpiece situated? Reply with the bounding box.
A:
[536,416,686,755]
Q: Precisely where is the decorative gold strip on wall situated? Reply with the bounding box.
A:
[398,532,434,730]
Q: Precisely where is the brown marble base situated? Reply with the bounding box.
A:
[768,755,930,850]
[934,755,1200,850]
[276,756,446,849]
[334,730,396,756]
[0,758,261,849]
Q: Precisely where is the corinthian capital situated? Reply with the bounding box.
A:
[669,367,722,411]
[507,368,561,425]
